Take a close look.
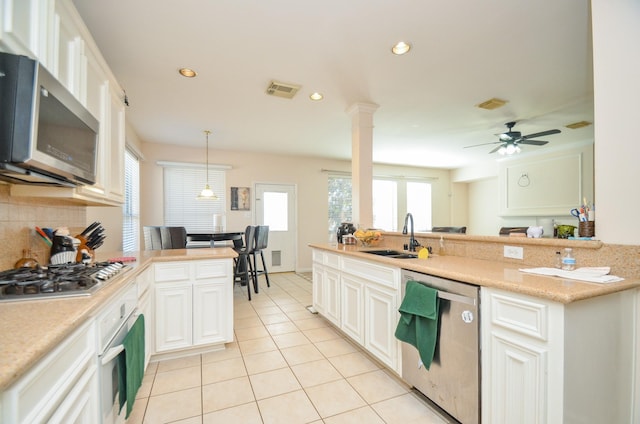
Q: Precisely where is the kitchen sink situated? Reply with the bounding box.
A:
[363,250,417,259]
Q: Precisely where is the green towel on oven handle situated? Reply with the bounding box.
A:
[118,313,145,419]
[394,281,440,370]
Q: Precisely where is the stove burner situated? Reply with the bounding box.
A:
[0,262,127,301]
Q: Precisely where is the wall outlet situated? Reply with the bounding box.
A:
[504,245,524,260]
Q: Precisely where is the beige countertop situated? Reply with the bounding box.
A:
[0,247,237,392]
[310,243,640,304]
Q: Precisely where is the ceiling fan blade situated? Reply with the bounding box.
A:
[489,144,504,154]
[464,141,502,149]
[523,129,560,139]
[518,139,549,146]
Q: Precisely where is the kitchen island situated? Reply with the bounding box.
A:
[0,247,236,423]
[310,243,640,424]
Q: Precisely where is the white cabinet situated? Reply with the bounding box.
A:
[311,249,401,373]
[0,0,48,60]
[311,250,341,326]
[137,266,154,370]
[364,284,397,369]
[3,0,126,206]
[154,259,233,355]
[481,287,636,424]
[1,321,99,424]
[340,274,364,344]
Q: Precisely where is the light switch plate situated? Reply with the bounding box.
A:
[504,245,524,260]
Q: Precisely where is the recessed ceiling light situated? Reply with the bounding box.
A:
[391,41,411,55]
[179,68,197,78]
[309,92,324,101]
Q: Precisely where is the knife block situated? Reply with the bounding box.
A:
[74,235,95,263]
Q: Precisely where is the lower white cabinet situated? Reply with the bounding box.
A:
[364,284,397,369]
[154,259,233,354]
[1,321,99,424]
[481,286,637,424]
[312,249,401,373]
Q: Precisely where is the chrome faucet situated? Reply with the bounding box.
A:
[402,213,420,252]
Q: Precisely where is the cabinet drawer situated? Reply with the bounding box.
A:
[312,249,324,263]
[194,260,229,279]
[3,322,96,424]
[325,252,341,268]
[154,262,190,282]
[489,292,548,341]
[341,257,399,289]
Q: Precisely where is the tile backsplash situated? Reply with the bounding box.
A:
[0,185,86,270]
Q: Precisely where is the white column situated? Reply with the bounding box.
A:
[346,102,379,229]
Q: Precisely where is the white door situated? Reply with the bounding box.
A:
[254,183,296,272]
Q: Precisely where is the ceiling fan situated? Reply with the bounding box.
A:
[465,121,561,154]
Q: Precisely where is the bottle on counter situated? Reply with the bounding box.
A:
[561,248,576,271]
[555,251,562,269]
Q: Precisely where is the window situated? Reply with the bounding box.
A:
[328,175,432,236]
[373,179,398,231]
[328,175,353,238]
[122,148,140,251]
[163,164,226,233]
[263,191,288,231]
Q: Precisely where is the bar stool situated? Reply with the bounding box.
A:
[233,225,256,300]
[250,225,270,293]
[143,226,187,250]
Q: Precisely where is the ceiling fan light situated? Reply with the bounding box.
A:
[498,146,507,155]
[505,144,517,155]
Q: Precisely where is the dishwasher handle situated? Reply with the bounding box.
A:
[437,290,476,306]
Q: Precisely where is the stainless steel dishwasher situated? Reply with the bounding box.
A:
[400,269,480,424]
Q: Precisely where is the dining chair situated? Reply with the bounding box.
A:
[143,226,187,250]
[233,225,257,300]
[250,225,270,293]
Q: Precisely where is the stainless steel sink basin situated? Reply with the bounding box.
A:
[363,250,417,259]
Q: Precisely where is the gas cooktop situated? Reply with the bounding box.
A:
[0,262,127,302]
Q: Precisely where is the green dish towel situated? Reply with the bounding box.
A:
[118,314,145,419]
[394,281,440,369]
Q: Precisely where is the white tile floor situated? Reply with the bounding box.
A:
[127,272,451,424]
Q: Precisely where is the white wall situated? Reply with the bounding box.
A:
[139,143,453,271]
[591,0,640,245]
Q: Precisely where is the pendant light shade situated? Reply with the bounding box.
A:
[197,130,218,200]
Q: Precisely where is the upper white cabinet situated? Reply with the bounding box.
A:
[0,0,49,60]
[2,0,126,205]
[498,144,594,216]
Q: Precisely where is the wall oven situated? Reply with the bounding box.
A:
[97,282,138,424]
[400,269,480,424]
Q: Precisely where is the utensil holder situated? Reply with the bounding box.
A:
[578,221,595,237]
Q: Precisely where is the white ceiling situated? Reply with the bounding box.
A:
[72,0,594,169]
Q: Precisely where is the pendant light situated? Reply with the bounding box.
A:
[197,130,218,200]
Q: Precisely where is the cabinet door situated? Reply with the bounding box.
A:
[312,263,325,315]
[52,0,84,97]
[341,274,364,345]
[486,331,547,424]
[106,83,125,201]
[324,267,341,326]
[138,290,153,370]
[193,282,229,346]
[0,0,45,58]
[46,364,99,424]
[364,284,398,370]
[155,283,192,352]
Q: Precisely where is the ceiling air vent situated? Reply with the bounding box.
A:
[476,98,507,110]
[266,81,301,99]
[565,121,592,129]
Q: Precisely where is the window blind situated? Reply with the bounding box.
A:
[122,148,140,251]
[163,166,226,233]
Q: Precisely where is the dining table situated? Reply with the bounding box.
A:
[187,231,244,248]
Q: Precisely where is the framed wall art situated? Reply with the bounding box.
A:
[230,187,250,210]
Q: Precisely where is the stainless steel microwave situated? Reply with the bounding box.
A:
[0,52,98,186]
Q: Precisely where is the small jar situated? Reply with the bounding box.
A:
[561,248,576,271]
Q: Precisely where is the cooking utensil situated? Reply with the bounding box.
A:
[14,249,39,269]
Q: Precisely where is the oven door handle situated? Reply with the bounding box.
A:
[100,344,124,365]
